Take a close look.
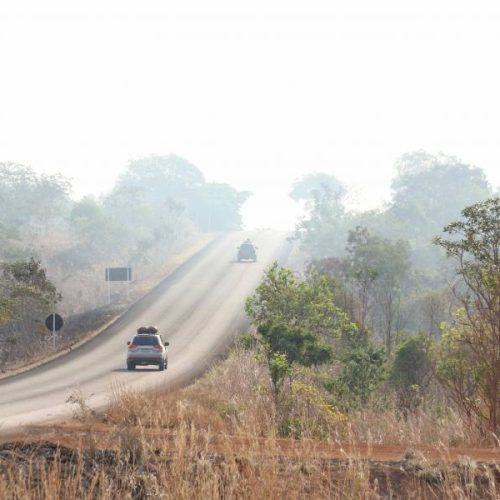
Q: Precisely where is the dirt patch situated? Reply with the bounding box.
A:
[8,421,500,463]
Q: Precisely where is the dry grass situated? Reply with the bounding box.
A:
[1,347,498,499]
[1,427,498,499]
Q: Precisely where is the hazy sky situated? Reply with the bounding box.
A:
[1,1,499,229]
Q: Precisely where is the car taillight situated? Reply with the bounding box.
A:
[128,343,137,349]
[153,344,162,350]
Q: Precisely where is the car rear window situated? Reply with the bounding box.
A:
[133,336,159,346]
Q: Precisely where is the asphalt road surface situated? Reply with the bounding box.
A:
[0,231,291,433]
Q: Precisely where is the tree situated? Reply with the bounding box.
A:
[311,227,411,352]
[0,294,12,326]
[325,341,386,410]
[392,152,491,233]
[112,154,248,232]
[246,264,350,426]
[0,258,61,366]
[0,163,71,230]
[246,263,356,342]
[293,184,347,258]
[390,334,435,410]
[388,151,491,269]
[246,262,354,382]
[2,258,61,315]
[290,172,344,205]
[68,196,127,257]
[434,197,500,435]
[116,154,205,202]
[257,320,333,367]
[195,182,250,231]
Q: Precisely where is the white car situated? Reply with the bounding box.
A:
[126,326,169,371]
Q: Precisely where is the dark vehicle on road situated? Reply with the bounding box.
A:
[126,325,169,371]
[237,239,257,262]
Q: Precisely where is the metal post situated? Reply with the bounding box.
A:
[52,313,56,350]
[127,267,130,300]
[108,279,111,305]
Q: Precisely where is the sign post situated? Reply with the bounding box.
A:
[105,267,133,304]
[45,313,64,350]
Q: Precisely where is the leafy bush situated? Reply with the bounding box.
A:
[257,320,333,367]
[390,334,435,410]
[324,342,387,411]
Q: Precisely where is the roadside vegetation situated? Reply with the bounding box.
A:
[283,151,499,442]
[241,204,499,444]
[0,150,499,498]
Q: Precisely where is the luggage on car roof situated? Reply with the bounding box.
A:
[137,325,159,334]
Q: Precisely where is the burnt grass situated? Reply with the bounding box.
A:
[1,441,498,498]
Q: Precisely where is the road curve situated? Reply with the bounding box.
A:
[0,231,291,433]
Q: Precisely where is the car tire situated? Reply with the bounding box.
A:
[127,362,135,371]
[158,360,165,371]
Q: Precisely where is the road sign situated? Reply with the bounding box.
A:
[105,267,133,304]
[105,267,132,281]
[45,313,63,350]
[45,313,63,332]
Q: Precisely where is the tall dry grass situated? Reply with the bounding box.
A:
[1,418,498,499]
[104,346,494,448]
[124,347,487,447]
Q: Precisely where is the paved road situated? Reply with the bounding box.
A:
[0,231,290,433]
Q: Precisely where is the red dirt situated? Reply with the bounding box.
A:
[5,422,498,464]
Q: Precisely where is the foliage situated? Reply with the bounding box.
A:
[0,259,61,366]
[0,162,71,230]
[196,182,250,231]
[268,352,291,394]
[237,332,260,350]
[246,262,356,341]
[292,183,347,258]
[0,296,12,325]
[290,172,344,204]
[66,154,249,265]
[390,334,435,410]
[389,151,491,269]
[410,288,451,338]
[286,381,348,439]
[246,263,353,418]
[257,320,333,367]
[68,196,127,257]
[437,319,484,424]
[2,258,61,310]
[104,173,189,262]
[391,152,491,232]
[325,341,387,410]
[309,227,411,352]
[434,197,500,435]
[112,154,249,232]
[345,226,411,288]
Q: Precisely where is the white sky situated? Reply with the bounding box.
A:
[1,0,499,229]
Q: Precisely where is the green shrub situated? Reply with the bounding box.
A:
[390,334,435,410]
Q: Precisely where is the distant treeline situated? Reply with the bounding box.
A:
[0,154,249,264]
[289,150,497,344]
